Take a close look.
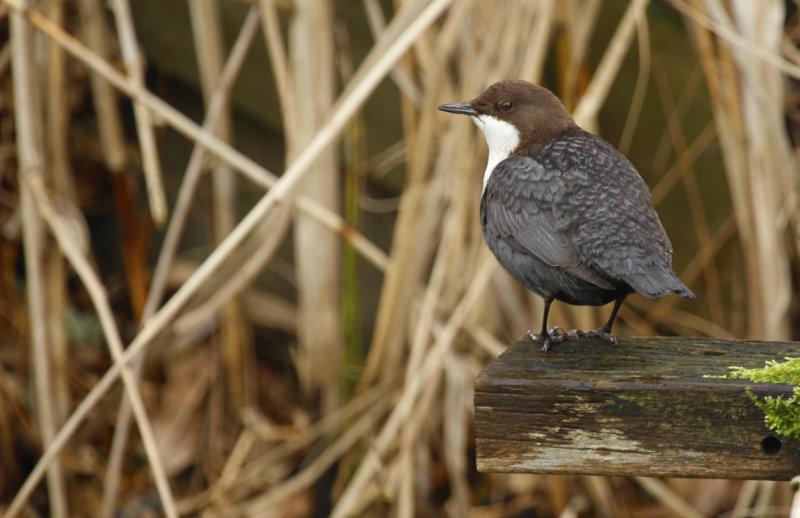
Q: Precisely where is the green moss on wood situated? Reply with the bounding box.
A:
[722,358,800,441]
[615,389,754,445]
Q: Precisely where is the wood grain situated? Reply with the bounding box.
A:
[475,336,800,480]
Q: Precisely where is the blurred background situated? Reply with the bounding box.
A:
[1,0,800,516]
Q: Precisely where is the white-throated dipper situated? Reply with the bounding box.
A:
[439,80,694,350]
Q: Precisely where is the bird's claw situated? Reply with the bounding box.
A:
[527,325,618,351]
[526,330,558,351]
[526,329,551,351]
[528,326,573,351]
[573,328,618,344]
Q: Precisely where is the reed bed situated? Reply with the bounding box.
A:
[1,0,799,516]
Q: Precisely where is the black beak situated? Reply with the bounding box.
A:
[437,102,477,115]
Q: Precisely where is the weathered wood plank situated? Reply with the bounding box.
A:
[474,336,800,480]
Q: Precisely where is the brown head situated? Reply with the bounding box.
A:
[439,80,576,191]
[439,80,575,152]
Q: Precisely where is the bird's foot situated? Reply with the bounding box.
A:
[548,326,572,341]
[572,327,618,344]
[527,325,618,350]
[526,329,549,351]
[527,326,573,351]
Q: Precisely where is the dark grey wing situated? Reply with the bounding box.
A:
[546,131,694,299]
[482,155,615,290]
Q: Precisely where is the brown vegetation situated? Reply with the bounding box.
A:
[1,0,799,516]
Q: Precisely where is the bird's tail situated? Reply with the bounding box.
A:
[623,268,694,300]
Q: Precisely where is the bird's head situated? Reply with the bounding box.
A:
[438,80,575,154]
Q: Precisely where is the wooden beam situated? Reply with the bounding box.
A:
[475,336,800,480]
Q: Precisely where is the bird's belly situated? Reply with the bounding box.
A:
[485,235,619,306]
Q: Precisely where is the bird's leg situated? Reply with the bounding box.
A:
[527,294,567,351]
[574,295,626,344]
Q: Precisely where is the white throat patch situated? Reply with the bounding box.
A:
[471,114,520,194]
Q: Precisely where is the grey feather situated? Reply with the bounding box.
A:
[482,127,694,304]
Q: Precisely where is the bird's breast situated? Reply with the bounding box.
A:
[472,115,521,195]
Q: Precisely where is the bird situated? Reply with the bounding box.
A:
[438,80,694,351]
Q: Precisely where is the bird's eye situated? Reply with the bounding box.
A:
[500,100,513,112]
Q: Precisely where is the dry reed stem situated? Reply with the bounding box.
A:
[6,0,452,511]
[464,321,507,358]
[669,212,734,298]
[395,369,442,518]
[685,0,793,339]
[223,400,383,515]
[634,478,705,518]
[649,68,704,185]
[385,360,440,515]
[647,308,736,338]
[108,0,167,226]
[75,0,127,172]
[361,0,471,388]
[363,155,447,384]
[731,0,795,336]
[332,255,494,518]
[44,0,71,433]
[189,0,236,242]
[688,0,756,334]
[491,269,532,338]
[190,0,252,419]
[494,3,535,84]
[3,0,388,273]
[791,478,800,518]
[671,0,800,79]
[753,481,780,515]
[618,3,651,154]
[397,453,414,518]
[405,173,451,384]
[21,175,179,518]
[562,0,603,100]
[101,402,131,516]
[442,350,473,516]
[732,479,760,517]
[363,0,422,106]
[651,63,721,324]
[176,381,397,513]
[431,0,468,75]
[10,4,69,517]
[142,5,261,322]
[259,0,297,148]
[6,332,138,515]
[360,0,454,387]
[172,205,292,335]
[287,0,342,415]
[519,0,555,83]
[650,121,716,205]
[559,495,592,518]
[582,476,623,518]
[100,10,263,515]
[573,0,649,128]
